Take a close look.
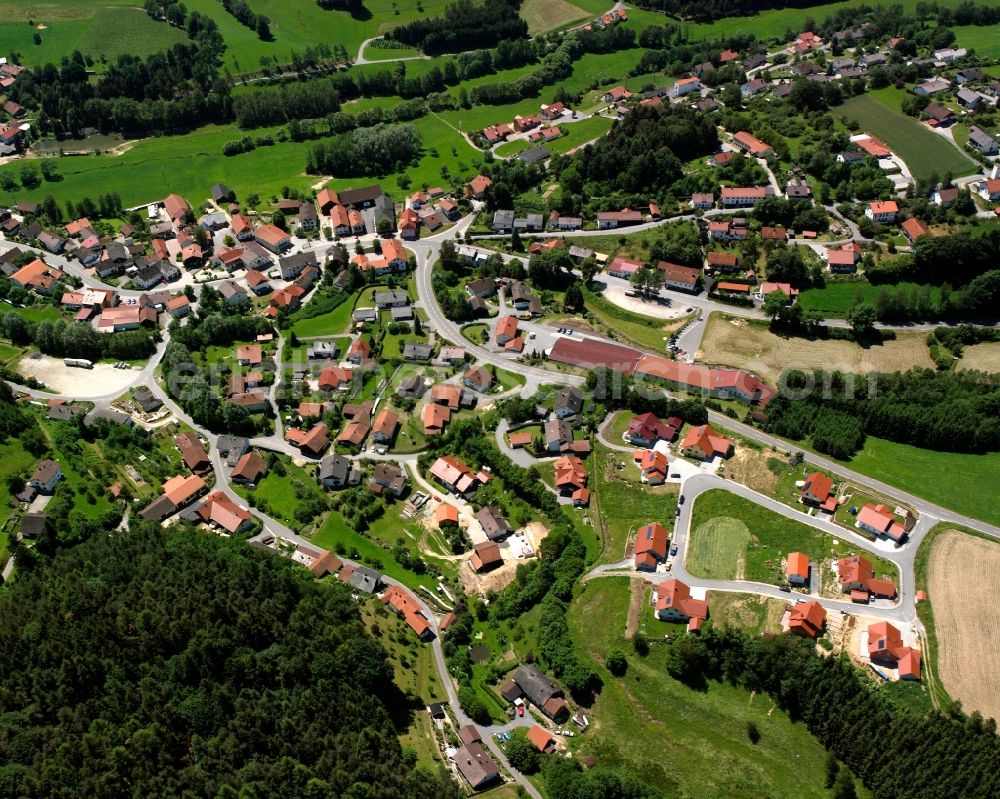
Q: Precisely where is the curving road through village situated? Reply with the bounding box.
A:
[4,204,1000,797]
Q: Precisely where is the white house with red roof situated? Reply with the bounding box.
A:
[607,256,644,278]
[856,503,907,542]
[671,77,702,98]
[867,621,921,680]
[865,200,898,223]
[655,579,708,631]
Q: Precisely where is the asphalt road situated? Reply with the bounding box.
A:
[4,201,999,796]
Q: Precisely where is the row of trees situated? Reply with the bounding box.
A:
[470,25,636,106]
[384,0,528,54]
[0,312,156,363]
[219,0,272,40]
[232,79,344,128]
[763,367,1000,458]
[11,33,228,135]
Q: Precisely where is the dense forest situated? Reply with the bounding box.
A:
[10,30,229,136]
[664,627,1000,799]
[546,104,719,217]
[305,123,422,177]
[762,367,1000,458]
[0,523,462,799]
[629,0,839,23]
[384,0,528,54]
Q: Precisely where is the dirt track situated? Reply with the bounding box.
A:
[928,531,1000,721]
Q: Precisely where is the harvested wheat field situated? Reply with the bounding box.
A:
[928,531,1000,721]
[957,343,1000,373]
[699,315,935,385]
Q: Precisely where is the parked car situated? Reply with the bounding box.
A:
[518,705,524,717]
[678,495,685,505]
[780,586,791,592]
[670,544,678,556]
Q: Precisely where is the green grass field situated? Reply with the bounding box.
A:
[0,437,39,527]
[688,489,898,587]
[592,443,677,563]
[12,0,452,73]
[707,591,787,636]
[798,280,941,317]
[0,111,480,209]
[0,341,23,368]
[846,437,1000,527]
[568,578,870,799]
[519,0,591,35]
[310,510,443,593]
[494,116,612,158]
[0,5,188,69]
[841,92,978,182]
[687,516,751,580]
[680,0,970,42]
[233,459,326,532]
[359,42,422,60]
[438,48,647,133]
[952,23,1000,58]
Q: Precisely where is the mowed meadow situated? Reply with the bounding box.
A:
[0,0,450,70]
[0,111,486,208]
[0,3,188,69]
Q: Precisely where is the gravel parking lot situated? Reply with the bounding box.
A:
[19,354,139,396]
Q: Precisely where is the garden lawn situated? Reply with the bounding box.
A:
[567,578,868,799]
[309,511,441,593]
[707,591,787,636]
[8,305,65,324]
[287,291,358,338]
[234,460,325,532]
[687,489,891,587]
[592,443,677,563]
[846,437,1000,527]
[461,323,489,345]
[0,438,38,527]
[603,410,637,445]
[798,281,940,317]
[687,516,751,580]
[841,93,978,182]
